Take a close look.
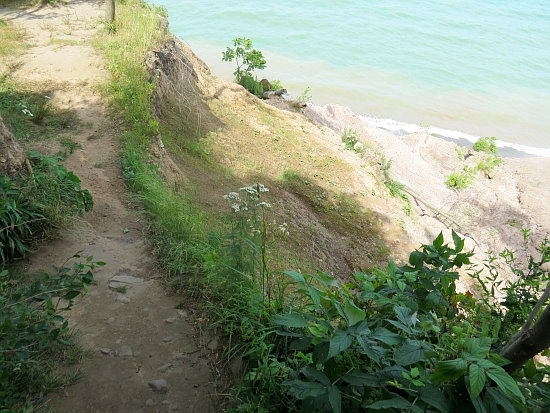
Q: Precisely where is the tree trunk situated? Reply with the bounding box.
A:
[105,0,115,24]
[500,302,550,373]
[0,115,26,175]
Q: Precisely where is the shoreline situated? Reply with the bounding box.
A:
[169,36,550,157]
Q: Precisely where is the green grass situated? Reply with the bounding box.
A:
[0,75,78,142]
[0,20,27,57]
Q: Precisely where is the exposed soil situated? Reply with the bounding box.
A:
[0,2,217,412]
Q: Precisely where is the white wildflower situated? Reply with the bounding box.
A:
[257,202,272,209]
[240,186,258,195]
[257,183,269,193]
[223,192,240,201]
[231,204,241,212]
[278,222,289,235]
[21,108,33,117]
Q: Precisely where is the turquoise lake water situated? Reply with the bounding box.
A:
[154,0,550,155]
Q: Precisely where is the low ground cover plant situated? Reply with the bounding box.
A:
[0,256,103,411]
[0,152,93,263]
[473,137,498,155]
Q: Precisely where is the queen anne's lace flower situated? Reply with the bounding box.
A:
[223,192,240,201]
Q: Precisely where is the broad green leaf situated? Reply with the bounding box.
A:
[463,337,492,359]
[372,327,403,345]
[307,285,322,307]
[433,232,445,248]
[285,270,305,283]
[367,396,412,410]
[356,336,383,363]
[432,358,468,382]
[465,376,488,413]
[486,387,516,413]
[452,230,465,253]
[486,367,525,404]
[343,300,366,326]
[62,290,80,300]
[328,385,342,413]
[387,260,398,275]
[311,271,338,287]
[284,380,326,400]
[350,320,371,336]
[394,342,426,366]
[419,385,451,413]
[272,313,308,328]
[301,367,331,386]
[328,330,353,359]
[394,306,417,326]
[409,250,424,267]
[468,363,486,398]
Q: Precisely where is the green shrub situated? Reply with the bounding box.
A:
[0,152,93,263]
[243,233,549,412]
[473,137,498,155]
[0,256,103,411]
[445,167,476,189]
[270,79,284,91]
[476,155,504,176]
[341,129,358,150]
[239,75,264,98]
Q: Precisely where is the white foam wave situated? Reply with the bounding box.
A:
[360,115,550,158]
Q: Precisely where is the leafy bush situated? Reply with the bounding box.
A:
[270,79,284,91]
[238,233,549,413]
[239,75,264,98]
[222,37,267,84]
[0,255,103,411]
[0,152,93,263]
[473,137,498,155]
[476,155,504,177]
[445,167,476,189]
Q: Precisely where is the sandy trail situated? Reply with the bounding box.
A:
[1,2,216,412]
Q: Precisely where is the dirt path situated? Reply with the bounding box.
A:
[1,2,217,412]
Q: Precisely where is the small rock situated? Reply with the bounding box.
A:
[164,317,176,324]
[207,338,219,351]
[161,400,170,405]
[193,383,199,388]
[108,281,128,289]
[145,399,154,407]
[260,78,272,91]
[169,403,179,411]
[172,353,185,360]
[117,294,130,304]
[162,336,175,343]
[177,310,188,318]
[148,379,168,393]
[158,363,173,372]
[116,344,133,357]
[100,348,111,355]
